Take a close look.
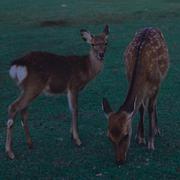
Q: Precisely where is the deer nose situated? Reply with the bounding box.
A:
[99,53,104,59]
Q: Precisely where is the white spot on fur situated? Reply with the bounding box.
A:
[9,65,28,84]
[7,119,13,128]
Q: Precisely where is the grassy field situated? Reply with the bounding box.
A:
[0,0,180,179]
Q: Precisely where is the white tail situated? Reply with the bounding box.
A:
[9,65,28,84]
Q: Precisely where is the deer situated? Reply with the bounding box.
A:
[102,27,169,165]
[6,25,109,159]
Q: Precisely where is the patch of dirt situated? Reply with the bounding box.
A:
[39,8,180,28]
[40,19,69,27]
[165,0,180,3]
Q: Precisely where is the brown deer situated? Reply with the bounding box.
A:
[102,27,169,164]
[6,25,109,159]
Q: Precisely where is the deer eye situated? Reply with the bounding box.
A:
[91,44,95,47]
[105,42,108,46]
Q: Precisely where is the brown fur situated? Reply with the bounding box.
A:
[123,28,169,111]
[103,27,169,164]
[6,25,109,159]
[12,52,92,93]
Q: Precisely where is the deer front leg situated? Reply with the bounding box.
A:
[67,89,82,146]
[21,108,33,149]
[136,105,146,145]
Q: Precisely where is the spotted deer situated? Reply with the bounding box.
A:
[102,27,169,164]
[6,25,109,159]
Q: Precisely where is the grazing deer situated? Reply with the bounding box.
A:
[102,27,169,164]
[6,25,109,159]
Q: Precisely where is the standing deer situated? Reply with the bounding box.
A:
[102,27,169,164]
[6,25,109,159]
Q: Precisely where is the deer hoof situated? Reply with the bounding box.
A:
[6,151,15,160]
[148,141,155,150]
[137,137,146,145]
[27,141,33,149]
[155,127,161,136]
[135,135,146,145]
[74,139,82,146]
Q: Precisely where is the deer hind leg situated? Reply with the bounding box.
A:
[67,89,82,146]
[6,95,28,159]
[136,105,146,145]
[21,108,33,149]
[154,105,161,136]
[148,95,158,150]
[6,86,43,159]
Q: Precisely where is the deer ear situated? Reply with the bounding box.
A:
[103,25,109,40]
[80,29,93,44]
[103,24,109,35]
[102,98,113,119]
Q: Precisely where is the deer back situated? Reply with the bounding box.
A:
[124,28,169,84]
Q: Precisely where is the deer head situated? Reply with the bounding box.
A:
[102,98,136,165]
[80,25,109,61]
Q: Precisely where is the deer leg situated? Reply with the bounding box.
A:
[6,95,29,159]
[6,86,42,159]
[21,108,33,149]
[154,105,161,136]
[148,97,157,150]
[67,89,82,146]
[136,105,146,145]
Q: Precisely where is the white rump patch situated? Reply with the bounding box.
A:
[9,65,28,84]
[9,65,17,79]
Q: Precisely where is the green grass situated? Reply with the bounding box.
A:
[0,0,180,179]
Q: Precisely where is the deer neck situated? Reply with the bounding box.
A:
[120,74,145,114]
[88,50,103,76]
